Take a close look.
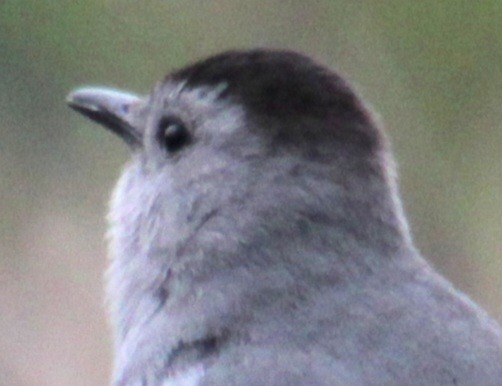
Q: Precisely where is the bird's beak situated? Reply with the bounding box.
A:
[66,87,143,147]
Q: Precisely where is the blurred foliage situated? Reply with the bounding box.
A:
[0,1,501,385]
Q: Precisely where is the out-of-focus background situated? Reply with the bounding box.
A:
[0,1,501,385]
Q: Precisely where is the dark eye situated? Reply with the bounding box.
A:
[158,117,191,153]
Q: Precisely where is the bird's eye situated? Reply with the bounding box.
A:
[158,117,191,153]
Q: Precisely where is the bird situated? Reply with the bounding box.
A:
[67,49,502,386]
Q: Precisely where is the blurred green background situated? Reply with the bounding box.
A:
[1,1,501,385]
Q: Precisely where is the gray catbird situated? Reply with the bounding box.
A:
[67,49,502,386]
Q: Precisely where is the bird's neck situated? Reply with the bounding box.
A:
[106,156,416,384]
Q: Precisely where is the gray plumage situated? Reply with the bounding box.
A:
[66,49,502,386]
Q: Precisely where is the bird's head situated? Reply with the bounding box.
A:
[67,49,410,279]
